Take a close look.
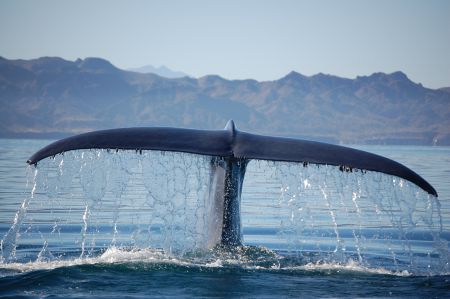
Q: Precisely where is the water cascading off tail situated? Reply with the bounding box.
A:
[1,121,447,275]
[242,160,448,274]
[0,151,223,261]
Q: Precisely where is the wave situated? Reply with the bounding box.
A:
[2,246,445,278]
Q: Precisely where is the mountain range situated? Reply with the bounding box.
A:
[1,56,449,145]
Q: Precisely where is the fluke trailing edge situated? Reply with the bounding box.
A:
[27,120,438,246]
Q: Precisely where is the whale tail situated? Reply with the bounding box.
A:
[27,120,438,246]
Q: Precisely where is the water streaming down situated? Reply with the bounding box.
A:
[1,150,218,261]
[0,149,448,276]
[242,160,448,274]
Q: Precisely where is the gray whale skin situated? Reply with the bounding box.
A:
[27,120,438,247]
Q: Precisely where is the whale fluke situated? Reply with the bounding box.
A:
[27,121,437,247]
[27,120,437,197]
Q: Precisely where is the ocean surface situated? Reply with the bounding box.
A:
[0,139,449,298]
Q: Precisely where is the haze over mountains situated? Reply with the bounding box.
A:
[127,65,190,78]
[1,56,449,145]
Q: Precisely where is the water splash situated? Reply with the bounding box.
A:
[0,245,416,277]
[0,151,216,261]
[241,160,448,275]
[0,150,448,276]
[0,167,38,262]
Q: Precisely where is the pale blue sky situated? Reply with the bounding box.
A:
[1,0,449,88]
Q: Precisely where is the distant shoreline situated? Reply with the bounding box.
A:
[0,133,445,146]
[0,132,71,140]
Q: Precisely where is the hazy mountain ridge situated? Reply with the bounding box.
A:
[128,65,190,78]
[1,56,449,144]
[439,87,450,94]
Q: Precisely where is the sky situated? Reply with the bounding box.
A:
[1,0,449,88]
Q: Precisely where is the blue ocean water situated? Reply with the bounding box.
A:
[0,139,449,298]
